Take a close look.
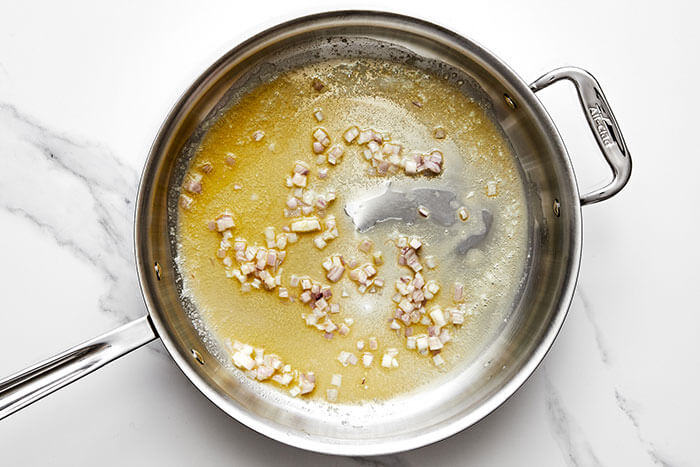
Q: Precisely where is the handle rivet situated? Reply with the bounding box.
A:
[553,199,561,217]
[154,261,162,280]
[504,94,517,109]
[191,349,204,365]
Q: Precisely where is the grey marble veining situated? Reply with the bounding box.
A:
[0,103,143,323]
[1,3,699,463]
[544,371,603,467]
[578,290,610,365]
[614,391,676,467]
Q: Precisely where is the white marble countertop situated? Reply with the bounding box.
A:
[1,1,697,465]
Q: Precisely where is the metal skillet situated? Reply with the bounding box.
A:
[0,11,631,455]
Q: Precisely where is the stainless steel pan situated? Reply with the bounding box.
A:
[0,11,631,455]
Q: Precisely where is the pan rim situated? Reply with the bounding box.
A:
[134,9,582,456]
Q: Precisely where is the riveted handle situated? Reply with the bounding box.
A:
[530,67,632,205]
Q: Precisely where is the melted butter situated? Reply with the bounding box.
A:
[176,59,529,404]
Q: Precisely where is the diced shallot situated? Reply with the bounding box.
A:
[453,282,465,302]
[487,181,498,197]
[343,126,360,143]
[215,213,235,232]
[368,337,378,350]
[458,207,469,221]
[326,388,338,402]
[326,265,345,282]
[428,336,443,351]
[357,129,374,144]
[179,194,193,210]
[331,374,342,387]
[358,239,373,253]
[299,372,316,394]
[232,352,255,370]
[183,173,203,194]
[311,77,325,91]
[327,145,344,165]
[291,172,307,187]
[290,217,321,232]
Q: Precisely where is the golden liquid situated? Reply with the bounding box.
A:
[176,59,529,404]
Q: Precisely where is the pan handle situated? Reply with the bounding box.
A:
[0,316,157,420]
[530,67,632,205]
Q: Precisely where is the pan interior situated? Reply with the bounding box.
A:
[136,13,580,453]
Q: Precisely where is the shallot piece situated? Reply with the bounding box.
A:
[215,213,235,232]
[450,308,465,325]
[327,265,345,283]
[326,388,338,402]
[433,127,447,139]
[368,337,378,350]
[183,173,203,194]
[313,141,325,154]
[252,130,265,141]
[311,77,325,91]
[179,194,193,210]
[458,207,469,221]
[357,129,373,145]
[331,374,342,387]
[358,239,373,253]
[453,282,465,302]
[313,128,330,146]
[327,145,344,165]
[294,161,310,175]
[314,110,324,122]
[343,126,360,143]
[299,372,316,394]
[337,351,354,367]
[291,172,307,187]
[487,181,498,197]
[290,217,321,232]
